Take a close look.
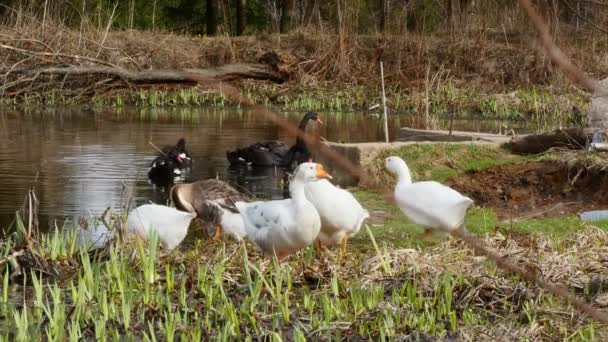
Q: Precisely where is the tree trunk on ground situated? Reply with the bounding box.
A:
[588,78,608,128]
[236,0,246,35]
[206,0,217,36]
[503,128,604,154]
[280,0,293,33]
[0,64,286,99]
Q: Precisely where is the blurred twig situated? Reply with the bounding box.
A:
[188,72,608,327]
[453,228,608,326]
[517,0,602,94]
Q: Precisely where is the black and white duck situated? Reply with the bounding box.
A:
[148,150,183,187]
[162,138,192,168]
[148,138,192,187]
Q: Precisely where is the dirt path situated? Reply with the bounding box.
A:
[447,160,608,220]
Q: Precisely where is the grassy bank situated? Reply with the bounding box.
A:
[244,81,589,122]
[1,209,607,340]
[356,142,608,241]
[1,144,607,340]
[362,143,534,187]
[0,81,588,133]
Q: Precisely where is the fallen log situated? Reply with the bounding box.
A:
[21,63,285,84]
[0,62,286,100]
[503,127,605,154]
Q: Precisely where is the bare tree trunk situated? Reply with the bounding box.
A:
[236,0,246,35]
[152,0,156,29]
[379,0,387,34]
[280,0,293,33]
[220,0,231,33]
[206,0,217,36]
[449,0,458,31]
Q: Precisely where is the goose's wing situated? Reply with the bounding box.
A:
[395,181,473,230]
[198,179,252,206]
[236,199,295,252]
[266,141,290,157]
[170,184,196,213]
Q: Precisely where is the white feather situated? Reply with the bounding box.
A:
[386,156,473,233]
[208,199,247,241]
[237,162,326,257]
[127,204,196,250]
[304,179,369,246]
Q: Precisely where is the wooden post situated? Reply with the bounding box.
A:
[380,62,389,143]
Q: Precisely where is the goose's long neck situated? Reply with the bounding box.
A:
[289,178,310,207]
[395,164,413,185]
[297,116,311,131]
[293,117,312,148]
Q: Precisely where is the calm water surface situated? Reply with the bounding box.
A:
[0,106,401,230]
[0,106,530,231]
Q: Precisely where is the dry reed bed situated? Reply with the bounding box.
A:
[2,8,608,104]
[359,228,608,340]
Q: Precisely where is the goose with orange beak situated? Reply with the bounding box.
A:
[236,163,332,260]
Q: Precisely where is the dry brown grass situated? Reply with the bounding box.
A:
[2,6,608,102]
[360,227,608,340]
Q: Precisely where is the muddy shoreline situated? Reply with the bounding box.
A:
[448,160,608,220]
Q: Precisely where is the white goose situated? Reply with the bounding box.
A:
[127,203,196,250]
[385,156,473,237]
[304,179,369,253]
[236,162,332,260]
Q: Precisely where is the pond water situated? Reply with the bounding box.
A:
[0,106,529,232]
[0,106,397,230]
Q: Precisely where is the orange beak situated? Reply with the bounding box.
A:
[316,117,323,125]
[315,164,332,179]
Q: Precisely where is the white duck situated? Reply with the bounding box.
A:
[385,156,473,237]
[235,162,332,260]
[304,179,370,253]
[127,203,196,250]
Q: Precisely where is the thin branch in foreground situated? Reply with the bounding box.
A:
[189,76,608,328]
[516,0,601,94]
[452,228,608,327]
